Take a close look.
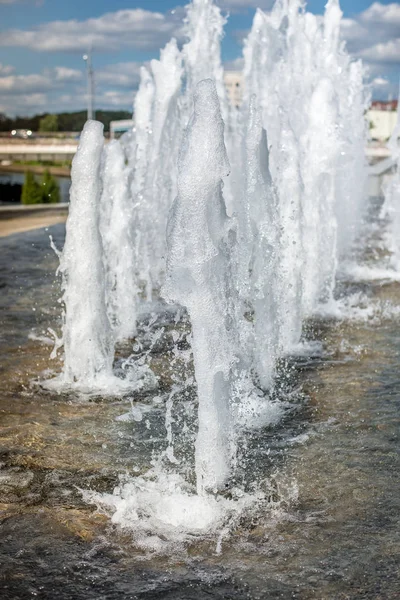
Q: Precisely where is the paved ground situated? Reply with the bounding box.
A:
[0,204,68,237]
[0,213,67,237]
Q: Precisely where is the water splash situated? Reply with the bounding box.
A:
[100,139,137,341]
[382,92,400,268]
[55,120,115,389]
[163,79,236,494]
[46,0,370,540]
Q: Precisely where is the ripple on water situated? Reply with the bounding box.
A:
[0,220,399,598]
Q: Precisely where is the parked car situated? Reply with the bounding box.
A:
[10,129,34,139]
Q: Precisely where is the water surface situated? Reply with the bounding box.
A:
[0,217,399,599]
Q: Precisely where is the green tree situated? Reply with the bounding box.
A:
[21,171,43,205]
[41,170,60,204]
[39,114,59,133]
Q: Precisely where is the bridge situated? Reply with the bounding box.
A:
[0,141,78,162]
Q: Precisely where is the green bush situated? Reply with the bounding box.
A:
[39,114,58,133]
[21,171,43,205]
[41,170,60,204]
[21,170,61,204]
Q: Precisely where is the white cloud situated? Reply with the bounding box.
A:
[99,89,135,108]
[335,2,400,101]
[340,18,368,45]
[96,62,142,89]
[360,2,400,26]
[0,62,138,115]
[372,77,389,86]
[0,0,43,4]
[359,38,400,64]
[0,66,82,99]
[224,57,244,71]
[0,8,182,53]
[0,63,14,75]
[0,93,47,115]
[0,66,84,97]
[217,0,274,11]
[341,3,400,61]
[53,66,83,82]
[0,73,53,94]
[339,2,400,98]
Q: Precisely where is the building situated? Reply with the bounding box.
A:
[110,119,134,140]
[367,101,398,142]
[224,71,243,108]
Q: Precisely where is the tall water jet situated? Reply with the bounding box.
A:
[56,120,114,388]
[100,139,137,340]
[275,118,305,351]
[382,96,400,268]
[163,79,236,494]
[242,0,367,326]
[129,42,184,299]
[131,67,155,300]
[182,0,240,214]
[182,0,228,120]
[146,39,183,289]
[301,77,339,309]
[244,99,282,389]
[319,0,368,263]
[334,59,368,257]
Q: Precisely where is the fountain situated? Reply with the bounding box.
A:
[47,0,370,543]
[163,79,235,494]
[100,139,137,341]
[51,120,115,391]
[47,121,156,396]
[382,96,400,269]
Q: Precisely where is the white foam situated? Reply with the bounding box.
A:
[28,331,53,345]
[316,291,400,324]
[341,262,400,283]
[84,469,265,552]
[233,392,284,430]
[43,362,157,398]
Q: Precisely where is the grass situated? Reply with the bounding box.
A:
[14,160,72,168]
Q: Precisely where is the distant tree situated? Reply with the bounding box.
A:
[39,114,59,133]
[0,113,12,132]
[0,110,132,133]
[41,170,60,204]
[21,171,43,205]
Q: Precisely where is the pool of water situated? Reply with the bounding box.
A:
[0,171,70,204]
[0,204,399,599]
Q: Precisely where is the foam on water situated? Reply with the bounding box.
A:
[341,263,400,283]
[315,291,400,324]
[84,468,268,553]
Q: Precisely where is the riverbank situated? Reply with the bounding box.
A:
[0,163,70,178]
[0,203,68,237]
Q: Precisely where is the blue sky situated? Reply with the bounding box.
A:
[0,0,399,116]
